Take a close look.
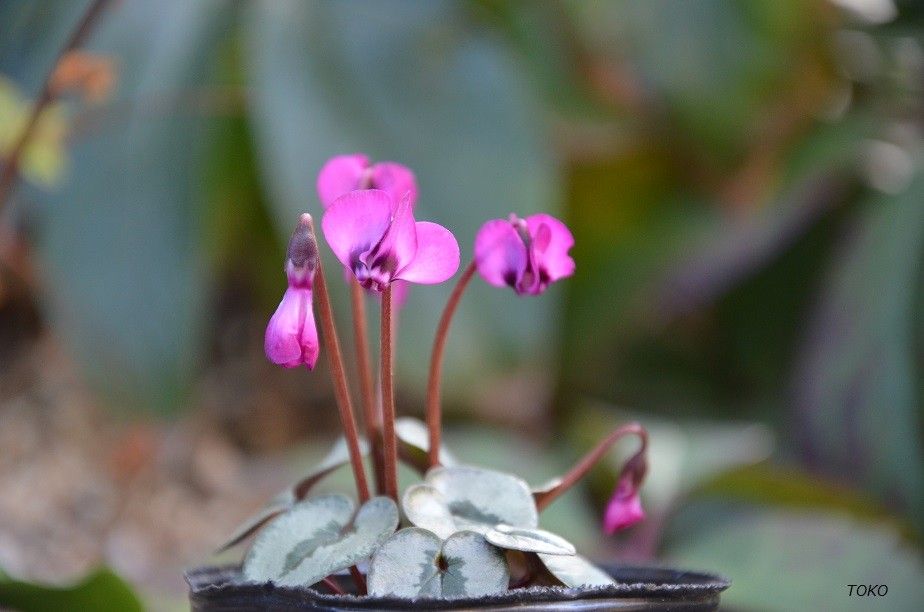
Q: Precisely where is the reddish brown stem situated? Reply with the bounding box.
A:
[535,422,647,512]
[310,220,370,503]
[0,0,112,212]
[321,577,346,595]
[348,565,367,595]
[380,285,399,500]
[350,278,385,495]
[425,261,477,467]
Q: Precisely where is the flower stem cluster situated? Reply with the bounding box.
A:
[263,153,648,549]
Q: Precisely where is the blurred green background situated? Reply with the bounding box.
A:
[1,0,923,610]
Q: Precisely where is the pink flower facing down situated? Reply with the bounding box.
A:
[603,477,645,534]
[322,189,460,292]
[316,153,417,210]
[603,451,647,534]
[265,214,320,370]
[474,213,575,296]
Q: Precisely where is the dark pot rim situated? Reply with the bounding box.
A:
[186,564,730,610]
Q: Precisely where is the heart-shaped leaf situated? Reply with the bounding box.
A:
[368,528,509,598]
[243,494,398,587]
[396,417,457,473]
[536,553,615,587]
[217,437,368,552]
[403,466,538,539]
[485,524,576,556]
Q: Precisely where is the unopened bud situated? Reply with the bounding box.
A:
[286,213,318,287]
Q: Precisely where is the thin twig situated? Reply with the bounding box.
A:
[309,219,370,502]
[425,261,476,467]
[0,0,112,212]
[535,422,647,512]
[350,277,385,494]
[380,284,398,500]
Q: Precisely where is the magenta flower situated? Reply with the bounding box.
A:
[322,189,460,292]
[316,153,417,210]
[474,213,575,296]
[603,477,645,534]
[265,214,320,370]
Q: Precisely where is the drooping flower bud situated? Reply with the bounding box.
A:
[265,214,321,369]
[603,451,647,534]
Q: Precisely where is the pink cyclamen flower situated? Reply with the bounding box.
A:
[317,153,417,210]
[474,213,575,296]
[322,189,460,292]
[603,477,645,534]
[265,214,320,370]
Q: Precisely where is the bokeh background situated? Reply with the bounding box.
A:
[1,0,923,609]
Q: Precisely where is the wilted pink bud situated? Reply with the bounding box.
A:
[474,213,575,296]
[321,190,459,292]
[265,214,320,369]
[603,451,647,534]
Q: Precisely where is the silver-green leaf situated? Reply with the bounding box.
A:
[485,524,576,556]
[537,553,615,587]
[243,494,398,587]
[368,528,509,598]
[217,437,368,552]
[403,466,538,539]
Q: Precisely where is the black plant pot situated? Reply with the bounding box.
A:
[186,564,730,611]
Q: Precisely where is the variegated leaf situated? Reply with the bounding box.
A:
[243,494,398,587]
[403,466,538,539]
[536,552,615,587]
[485,524,576,556]
[216,436,368,552]
[368,528,509,598]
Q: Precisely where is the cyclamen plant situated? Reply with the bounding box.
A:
[231,154,650,599]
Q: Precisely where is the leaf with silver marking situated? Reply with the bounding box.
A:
[243,494,398,587]
[368,528,509,598]
[402,465,538,539]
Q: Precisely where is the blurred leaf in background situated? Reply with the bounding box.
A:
[0,566,143,612]
[244,0,560,404]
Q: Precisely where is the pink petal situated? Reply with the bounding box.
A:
[299,293,320,370]
[316,153,370,209]
[526,214,575,281]
[265,287,308,368]
[395,221,460,285]
[322,190,393,271]
[371,162,418,210]
[603,484,645,534]
[474,219,527,288]
[391,279,411,307]
[361,192,418,274]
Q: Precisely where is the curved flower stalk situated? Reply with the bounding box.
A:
[425,212,575,467]
[532,422,648,534]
